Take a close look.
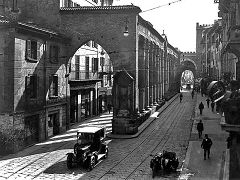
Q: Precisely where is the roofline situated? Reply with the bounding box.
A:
[138,15,180,55]
[60,5,141,14]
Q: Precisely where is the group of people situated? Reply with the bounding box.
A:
[179,89,232,161]
[198,97,217,115]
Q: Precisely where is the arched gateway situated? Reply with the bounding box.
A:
[59,5,180,134]
[0,2,181,148]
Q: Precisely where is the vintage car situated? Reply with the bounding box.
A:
[66,126,109,170]
[150,150,179,177]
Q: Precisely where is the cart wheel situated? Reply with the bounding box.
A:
[152,165,156,178]
[89,156,95,171]
[67,154,74,169]
[104,148,108,159]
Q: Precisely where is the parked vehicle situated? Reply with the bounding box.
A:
[150,150,179,178]
[66,126,108,170]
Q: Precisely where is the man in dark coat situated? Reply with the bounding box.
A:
[191,90,194,99]
[198,102,204,115]
[201,134,213,160]
[179,93,183,103]
[211,101,215,112]
[206,98,210,108]
[197,120,204,139]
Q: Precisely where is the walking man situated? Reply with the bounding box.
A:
[206,98,210,108]
[179,93,183,103]
[211,101,215,112]
[197,120,204,139]
[191,90,194,99]
[198,102,204,115]
[107,104,112,114]
[201,134,213,160]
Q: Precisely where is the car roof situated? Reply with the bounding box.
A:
[77,126,105,134]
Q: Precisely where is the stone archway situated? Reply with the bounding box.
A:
[175,59,197,91]
[59,6,142,114]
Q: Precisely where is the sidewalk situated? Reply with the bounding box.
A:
[180,93,229,180]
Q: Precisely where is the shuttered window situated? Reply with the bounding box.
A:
[26,75,38,99]
[49,75,58,97]
[49,45,59,63]
[85,57,89,79]
[75,55,80,79]
[92,58,98,72]
[26,40,41,62]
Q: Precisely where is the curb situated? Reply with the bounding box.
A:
[107,93,179,139]
[223,149,230,180]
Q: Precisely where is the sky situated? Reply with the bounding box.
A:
[113,0,219,52]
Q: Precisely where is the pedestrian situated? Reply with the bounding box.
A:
[201,89,204,97]
[198,102,204,115]
[179,93,183,103]
[226,136,232,149]
[107,104,112,114]
[201,134,213,160]
[197,120,204,139]
[206,98,210,108]
[191,90,194,99]
[211,101,215,112]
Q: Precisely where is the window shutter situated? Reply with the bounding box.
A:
[37,76,40,98]
[57,76,60,96]
[92,57,94,72]
[49,75,53,97]
[94,58,98,72]
[25,76,30,96]
[26,40,31,59]
[37,42,41,60]
[49,45,52,61]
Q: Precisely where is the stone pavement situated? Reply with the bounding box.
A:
[0,92,193,180]
[180,92,229,180]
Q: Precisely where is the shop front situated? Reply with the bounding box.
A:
[69,80,101,124]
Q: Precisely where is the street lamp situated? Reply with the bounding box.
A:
[123,18,129,37]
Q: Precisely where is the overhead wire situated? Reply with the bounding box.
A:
[140,0,182,13]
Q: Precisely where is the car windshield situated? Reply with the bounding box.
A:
[78,133,94,144]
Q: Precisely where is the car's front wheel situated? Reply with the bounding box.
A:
[88,156,95,171]
[67,153,74,169]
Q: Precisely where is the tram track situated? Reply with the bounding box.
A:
[97,99,186,179]
[0,138,74,179]
[125,102,190,179]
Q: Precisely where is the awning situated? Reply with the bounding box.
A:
[207,81,225,99]
[214,91,232,103]
[214,95,224,103]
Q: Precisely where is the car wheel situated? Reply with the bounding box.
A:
[152,165,156,178]
[104,148,108,159]
[67,154,74,169]
[89,156,95,171]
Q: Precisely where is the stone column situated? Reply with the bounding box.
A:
[138,35,146,112]
[149,42,153,106]
[156,46,160,101]
[144,39,150,109]
[152,43,156,104]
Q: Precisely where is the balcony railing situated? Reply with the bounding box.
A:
[69,70,112,81]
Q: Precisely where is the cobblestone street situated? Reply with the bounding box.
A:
[0,91,195,180]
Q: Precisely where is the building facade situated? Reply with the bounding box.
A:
[215,0,240,179]
[69,40,113,124]
[0,16,70,154]
[0,0,180,154]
